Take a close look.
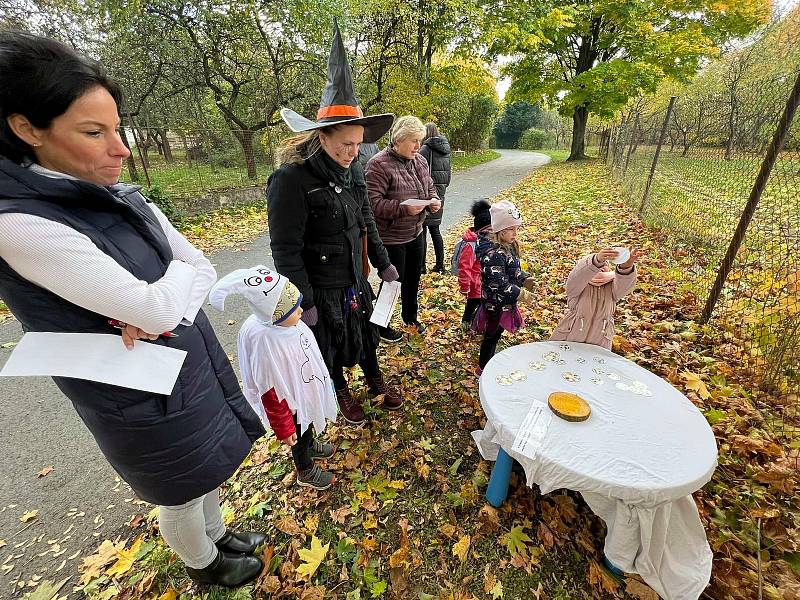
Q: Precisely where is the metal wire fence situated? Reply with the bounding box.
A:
[600,70,800,428]
[120,127,277,200]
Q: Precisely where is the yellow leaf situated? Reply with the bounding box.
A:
[363,515,378,530]
[105,536,143,578]
[304,514,320,535]
[79,540,125,585]
[296,535,329,580]
[680,371,711,400]
[20,510,38,523]
[158,587,177,600]
[490,581,504,599]
[452,535,470,562]
[362,536,378,552]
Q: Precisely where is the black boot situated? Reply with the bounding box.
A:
[215,530,267,554]
[185,550,263,588]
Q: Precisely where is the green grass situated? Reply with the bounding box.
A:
[451,149,501,171]
[124,148,499,199]
[536,149,572,162]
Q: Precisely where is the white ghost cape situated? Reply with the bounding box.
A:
[237,315,338,435]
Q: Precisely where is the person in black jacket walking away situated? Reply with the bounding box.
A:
[419,123,451,273]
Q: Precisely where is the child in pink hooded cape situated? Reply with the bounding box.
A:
[550,247,640,350]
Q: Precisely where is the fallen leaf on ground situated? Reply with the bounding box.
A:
[296,535,329,580]
[452,535,470,562]
[36,466,54,478]
[680,371,711,400]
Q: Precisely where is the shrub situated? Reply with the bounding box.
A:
[518,128,553,150]
[144,184,182,222]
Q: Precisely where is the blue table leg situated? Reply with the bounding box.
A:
[603,555,624,577]
[485,448,513,507]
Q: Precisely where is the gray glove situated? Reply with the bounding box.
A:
[300,306,318,327]
[379,265,400,282]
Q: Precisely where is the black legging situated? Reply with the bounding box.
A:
[421,223,444,270]
[382,233,424,325]
[462,298,481,324]
[291,415,314,471]
[479,325,505,370]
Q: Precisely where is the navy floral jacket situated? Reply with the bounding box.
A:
[476,233,529,312]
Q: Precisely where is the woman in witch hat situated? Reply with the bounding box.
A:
[266,21,402,427]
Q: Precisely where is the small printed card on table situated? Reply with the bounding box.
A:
[369,281,401,328]
[511,402,552,460]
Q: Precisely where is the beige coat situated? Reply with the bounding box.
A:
[550,254,637,349]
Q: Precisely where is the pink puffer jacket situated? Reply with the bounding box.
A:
[550,254,637,349]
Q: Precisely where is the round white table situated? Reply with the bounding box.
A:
[473,341,718,600]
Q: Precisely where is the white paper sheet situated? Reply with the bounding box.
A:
[0,332,187,395]
[510,401,552,459]
[369,281,401,327]
[399,198,433,207]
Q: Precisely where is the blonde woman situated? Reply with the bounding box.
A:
[266,23,403,427]
[364,116,441,340]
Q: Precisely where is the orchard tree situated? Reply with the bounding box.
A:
[484,0,770,160]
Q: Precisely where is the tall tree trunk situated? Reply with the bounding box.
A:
[568,106,588,161]
[119,127,139,182]
[233,129,257,179]
[159,128,174,163]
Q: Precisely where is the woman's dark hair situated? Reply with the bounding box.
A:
[423,122,440,141]
[0,30,124,163]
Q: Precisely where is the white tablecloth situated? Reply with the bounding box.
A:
[472,342,717,600]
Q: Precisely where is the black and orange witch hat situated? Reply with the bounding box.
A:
[280,21,394,144]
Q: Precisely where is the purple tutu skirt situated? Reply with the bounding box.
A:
[471,304,524,334]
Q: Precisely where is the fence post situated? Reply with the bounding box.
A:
[638,96,677,216]
[701,71,800,323]
[606,125,615,165]
[622,113,640,174]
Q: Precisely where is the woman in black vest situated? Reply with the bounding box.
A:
[0,32,265,588]
[267,23,403,426]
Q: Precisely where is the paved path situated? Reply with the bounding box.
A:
[0,149,548,594]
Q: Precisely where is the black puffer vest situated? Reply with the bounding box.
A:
[0,159,264,505]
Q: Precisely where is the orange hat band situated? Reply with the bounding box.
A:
[317,105,364,119]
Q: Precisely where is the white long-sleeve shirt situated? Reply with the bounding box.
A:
[0,166,216,333]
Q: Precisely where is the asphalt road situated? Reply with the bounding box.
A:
[0,149,549,595]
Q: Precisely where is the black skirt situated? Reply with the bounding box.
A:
[311,274,379,369]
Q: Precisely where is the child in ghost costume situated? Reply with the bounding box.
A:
[210,266,339,491]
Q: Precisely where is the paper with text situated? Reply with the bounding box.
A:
[1,332,187,395]
[511,402,552,460]
[369,281,401,328]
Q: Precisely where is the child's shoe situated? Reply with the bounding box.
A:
[310,439,336,461]
[297,464,336,490]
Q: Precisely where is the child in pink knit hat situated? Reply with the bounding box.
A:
[550,247,640,349]
[473,200,536,372]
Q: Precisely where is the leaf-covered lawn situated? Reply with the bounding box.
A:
[30,157,800,599]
